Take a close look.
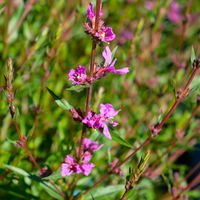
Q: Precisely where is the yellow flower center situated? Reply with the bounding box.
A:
[100,32,105,38]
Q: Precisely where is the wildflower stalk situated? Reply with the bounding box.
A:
[68,1,101,199]
[77,60,199,198]
[78,0,101,160]
[6,59,66,199]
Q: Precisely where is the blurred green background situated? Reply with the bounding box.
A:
[0,0,200,199]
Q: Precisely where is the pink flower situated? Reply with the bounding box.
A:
[82,138,104,153]
[168,0,183,23]
[84,3,115,42]
[81,163,95,176]
[82,104,120,139]
[61,153,95,177]
[68,65,88,85]
[87,2,102,20]
[95,27,115,42]
[145,1,154,10]
[87,3,96,19]
[96,46,129,76]
[61,155,82,176]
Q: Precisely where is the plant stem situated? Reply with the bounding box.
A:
[78,0,101,160]
[69,1,101,199]
[6,59,66,199]
[157,67,199,130]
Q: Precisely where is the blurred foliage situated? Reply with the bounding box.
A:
[0,0,200,199]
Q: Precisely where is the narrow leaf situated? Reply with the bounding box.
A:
[4,164,29,176]
[4,164,64,200]
[47,87,73,110]
[111,46,118,59]
[39,181,64,200]
[66,84,90,92]
[110,132,132,148]
[190,46,196,64]
[84,185,124,199]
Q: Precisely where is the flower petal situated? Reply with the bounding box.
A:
[103,124,112,140]
[102,46,112,65]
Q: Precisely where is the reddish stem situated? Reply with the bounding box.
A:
[78,0,101,160]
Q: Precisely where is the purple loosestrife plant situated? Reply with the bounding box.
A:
[84,3,115,42]
[63,1,129,180]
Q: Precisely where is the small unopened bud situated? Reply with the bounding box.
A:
[176,88,190,99]
[39,167,52,178]
[70,108,84,122]
[192,59,200,69]
[150,124,161,137]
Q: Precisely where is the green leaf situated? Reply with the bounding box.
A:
[111,46,118,59]
[47,87,73,110]
[39,180,64,200]
[110,132,132,148]
[84,185,124,200]
[66,84,90,92]
[4,164,64,200]
[4,164,29,176]
[190,46,196,64]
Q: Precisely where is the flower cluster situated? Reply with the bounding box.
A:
[82,104,120,140]
[84,3,115,42]
[63,2,126,177]
[68,46,129,85]
[61,138,103,176]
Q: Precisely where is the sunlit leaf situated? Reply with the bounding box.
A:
[110,132,132,148]
[84,185,124,199]
[47,87,73,110]
[66,84,90,92]
[190,46,196,64]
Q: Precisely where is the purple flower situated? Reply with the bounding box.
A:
[168,0,183,23]
[82,138,104,153]
[100,103,120,118]
[84,3,115,43]
[68,65,87,84]
[61,154,95,176]
[87,2,103,20]
[82,104,120,139]
[102,46,129,74]
[81,163,95,176]
[145,1,154,10]
[61,155,82,176]
[87,3,95,19]
[79,151,95,176]
[95,27,115,42]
